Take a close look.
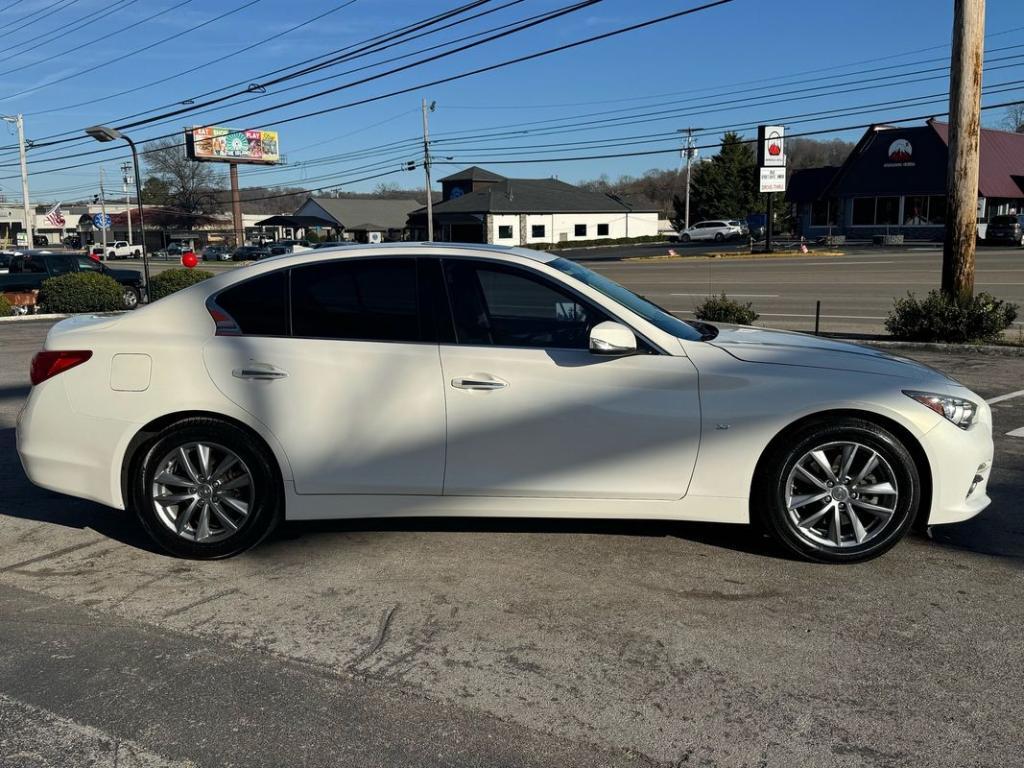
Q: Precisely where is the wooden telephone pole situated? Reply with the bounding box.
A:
[942,0,985,303]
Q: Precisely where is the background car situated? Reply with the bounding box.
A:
[16,244,993,564]
[985,213,1024,245]
[231,245,270,261]
[0,250,144,309]
[678,220,745,242]
[202,245,231,261]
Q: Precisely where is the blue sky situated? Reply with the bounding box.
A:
[0,0,1020,206]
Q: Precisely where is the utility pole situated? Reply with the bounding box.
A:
[99,168,108,258]
[121,161,133,246]
[678,127,700,232]
[2,114,33,248]
[421,98,435,241]
[942,0,986,303]
[230,163,243,247]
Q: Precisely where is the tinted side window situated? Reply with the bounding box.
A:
[217,271,289,336]
[291,258,420,342]
[443,260,605,350]
[48,255,77,276]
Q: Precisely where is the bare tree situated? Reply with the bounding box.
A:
[1003,103,1024,133]
[142,137,225,228]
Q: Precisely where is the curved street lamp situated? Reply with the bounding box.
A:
[84,125,150,291]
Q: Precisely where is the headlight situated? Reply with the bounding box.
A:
[903,390,978,429]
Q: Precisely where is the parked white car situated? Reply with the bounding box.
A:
[17,244,993,562]
[678,220,745,242]
[105,240,142,260]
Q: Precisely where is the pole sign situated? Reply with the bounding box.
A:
[92,213,112,230]
[757,125,785,167]
[759,167,787,193]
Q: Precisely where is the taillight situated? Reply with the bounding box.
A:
[30,350,92,386]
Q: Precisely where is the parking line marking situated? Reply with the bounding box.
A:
[987,389,1024,405]
[1007,427,1024,437]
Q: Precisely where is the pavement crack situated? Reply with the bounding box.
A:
[163,588,239,618]
[349,604,397,669]
[0,539,106,573]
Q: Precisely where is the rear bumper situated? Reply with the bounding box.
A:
[16,378,134,510]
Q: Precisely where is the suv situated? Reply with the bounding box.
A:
[0,250,145,309]
[678,220,745,242]
[985,214,1024,245]
[232,245,270,261]
[202,245,231,261]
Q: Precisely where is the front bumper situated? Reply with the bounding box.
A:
[919,404,994,525]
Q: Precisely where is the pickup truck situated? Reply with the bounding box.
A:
[0,250,145,309]
[103,240,142,260]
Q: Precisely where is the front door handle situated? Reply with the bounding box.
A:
[451,375,508,391]
[233,363,288,381]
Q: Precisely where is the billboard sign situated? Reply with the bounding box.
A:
[186,126,280,165]
[757,125,785,167]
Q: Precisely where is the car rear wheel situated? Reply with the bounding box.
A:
[129,418,283,559]
[755,418,920,563]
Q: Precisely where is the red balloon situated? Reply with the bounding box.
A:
[182,251,198,269]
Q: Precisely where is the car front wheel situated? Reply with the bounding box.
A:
[680,233,691,243]
[755,417,920,563]
[129,418,283,559]
[121,287,140,309]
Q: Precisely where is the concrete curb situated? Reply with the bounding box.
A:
[0,311,123,323]
[619,250,845,263]
[858,339,1024,356]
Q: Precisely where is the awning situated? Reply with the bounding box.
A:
[254,215,339,228]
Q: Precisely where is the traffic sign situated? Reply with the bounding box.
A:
[92,213,112,229]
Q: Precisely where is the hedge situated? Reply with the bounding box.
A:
[885,290,1019,343]
[148,268,216,301]
[37,272,124,313]
[0,294,11,317]
[693,292,760,325]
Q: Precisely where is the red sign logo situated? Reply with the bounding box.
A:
[888,139,913,163]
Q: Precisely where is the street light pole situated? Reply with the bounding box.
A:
[3,114,33,248]
[99,167,108,258]
[84,126,150,290]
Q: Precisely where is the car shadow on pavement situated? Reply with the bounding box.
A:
[0,428,161,554]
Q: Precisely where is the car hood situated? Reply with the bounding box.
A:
[707,325,954,383]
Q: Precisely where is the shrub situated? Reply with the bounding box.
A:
[885,290,1019,343]
[694,292,760,325]
[148,268,215,301]
[0,294,11,317]
[37,272,123,313]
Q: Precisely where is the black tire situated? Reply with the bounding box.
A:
[680,233,691,243]
[121,286,140,310]
[128,418,283,559]
[714,232,724,242]
[133,250,141,259]
[754,417,920,563]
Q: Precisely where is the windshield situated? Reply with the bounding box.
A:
[548,257,708,341]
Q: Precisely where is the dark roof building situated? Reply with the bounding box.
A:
[787,120,1024,240]
[409,167,659,245]
[292,196,423,242]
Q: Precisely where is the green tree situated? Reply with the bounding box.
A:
[142,137,224,228]
[677,132,760,223]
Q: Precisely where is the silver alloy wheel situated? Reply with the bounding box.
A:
[784,441,899,550]
[122,287,139,309]
[151,442,254,543]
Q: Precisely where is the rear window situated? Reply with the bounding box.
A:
[216,271,289,336]
[990,215,1018,226]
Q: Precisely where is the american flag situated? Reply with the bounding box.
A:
[45,203,65,227]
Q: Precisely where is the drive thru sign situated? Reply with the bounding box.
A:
[759,167,786,193]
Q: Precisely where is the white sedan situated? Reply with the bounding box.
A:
[678,220,745,242]
[17,244,993,562]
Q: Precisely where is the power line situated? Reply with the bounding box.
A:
[0,0,142,63]
[0,0,264,101]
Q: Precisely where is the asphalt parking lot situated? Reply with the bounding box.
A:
[1,319,1023,767]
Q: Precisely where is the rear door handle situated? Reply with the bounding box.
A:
[451,375,508,391]
[233,364,288,381]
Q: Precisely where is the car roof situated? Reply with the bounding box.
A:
[288,241,557,263]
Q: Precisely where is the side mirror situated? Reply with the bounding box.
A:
[589,321,637,356]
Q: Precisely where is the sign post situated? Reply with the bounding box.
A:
[757,125,786,253]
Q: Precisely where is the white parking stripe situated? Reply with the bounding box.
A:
[1006,427,1024,437]
[987,389,1024,405]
